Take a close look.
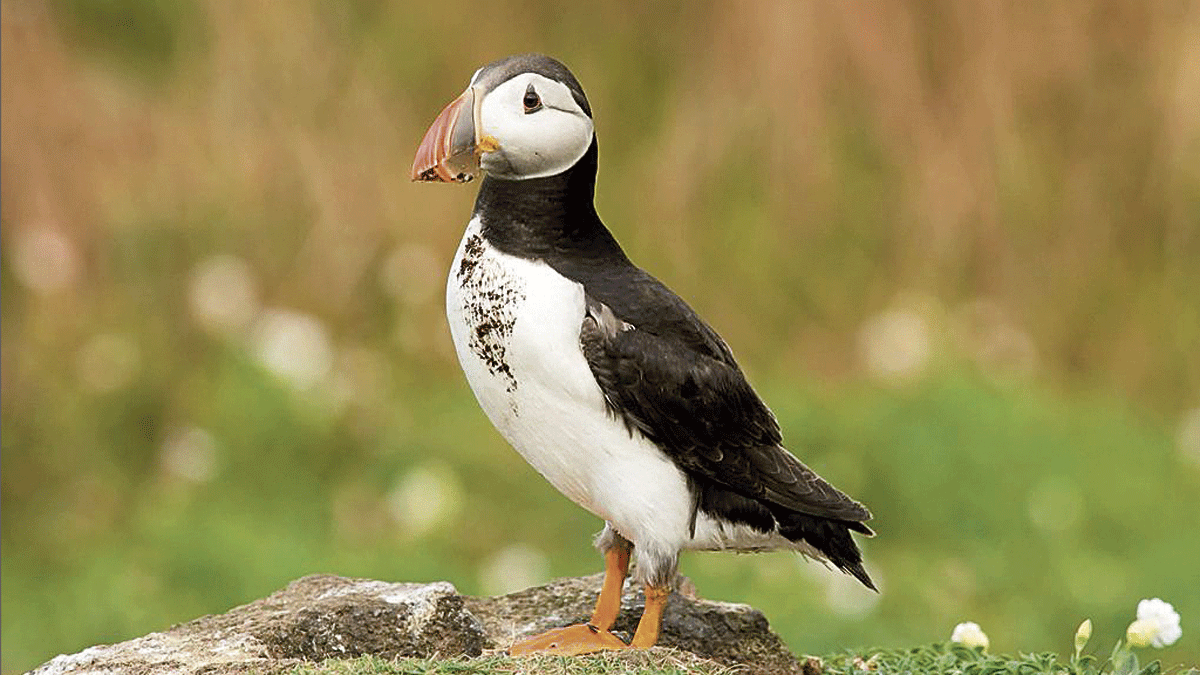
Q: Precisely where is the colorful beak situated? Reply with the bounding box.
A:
[411,87,482,183]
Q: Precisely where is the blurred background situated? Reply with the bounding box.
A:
[3,1,1199,672]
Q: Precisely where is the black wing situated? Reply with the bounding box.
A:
[579,290,872,528]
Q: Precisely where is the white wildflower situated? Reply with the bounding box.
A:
[951,621,989,650]
[1127,598,1182,648]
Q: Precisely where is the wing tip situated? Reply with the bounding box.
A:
[845,562,879,592]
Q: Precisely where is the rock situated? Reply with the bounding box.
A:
[32,573,802,674]
[30,575,486,675]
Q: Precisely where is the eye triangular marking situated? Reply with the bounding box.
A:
[523,83,542,114]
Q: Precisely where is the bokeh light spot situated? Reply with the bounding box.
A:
[858,304,933,382]
[159,427,218,484]
[251,309,334,392]
[387,463,464,539]
[11,226,80,294]
[189,255,260,334]
[1177,407,1200,467]
[479,543,550,596]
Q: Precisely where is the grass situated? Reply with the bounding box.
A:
[279,644,1200,675]
[283,651,739,675]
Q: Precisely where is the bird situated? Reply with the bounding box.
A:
[411,53,875,655]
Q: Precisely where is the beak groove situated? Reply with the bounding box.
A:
[411,88,482,183]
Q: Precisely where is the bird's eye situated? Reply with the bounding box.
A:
[522,85,542,113]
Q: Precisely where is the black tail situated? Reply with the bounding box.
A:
[692,479,877,590]
[772,507,877,591]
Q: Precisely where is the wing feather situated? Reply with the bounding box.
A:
[581,295,871,525]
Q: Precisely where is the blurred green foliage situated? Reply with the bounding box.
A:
[2,1,1198,673]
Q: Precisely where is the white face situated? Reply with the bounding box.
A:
[477,73,594,180]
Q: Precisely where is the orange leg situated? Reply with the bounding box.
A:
[589,545,630,630]
[510,546,635,655]
[630,584,670,649]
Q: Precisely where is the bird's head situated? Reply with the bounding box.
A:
[411,54,594,183]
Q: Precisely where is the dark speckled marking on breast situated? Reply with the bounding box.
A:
[457,233,485,282]
[456,232,523,393]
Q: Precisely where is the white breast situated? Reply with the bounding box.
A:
[445,218,695,551]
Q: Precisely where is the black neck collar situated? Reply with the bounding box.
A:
[473,139,627,263]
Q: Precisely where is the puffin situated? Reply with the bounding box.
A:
[411,53,875,655]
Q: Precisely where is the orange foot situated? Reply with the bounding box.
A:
[509,623,630,655]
